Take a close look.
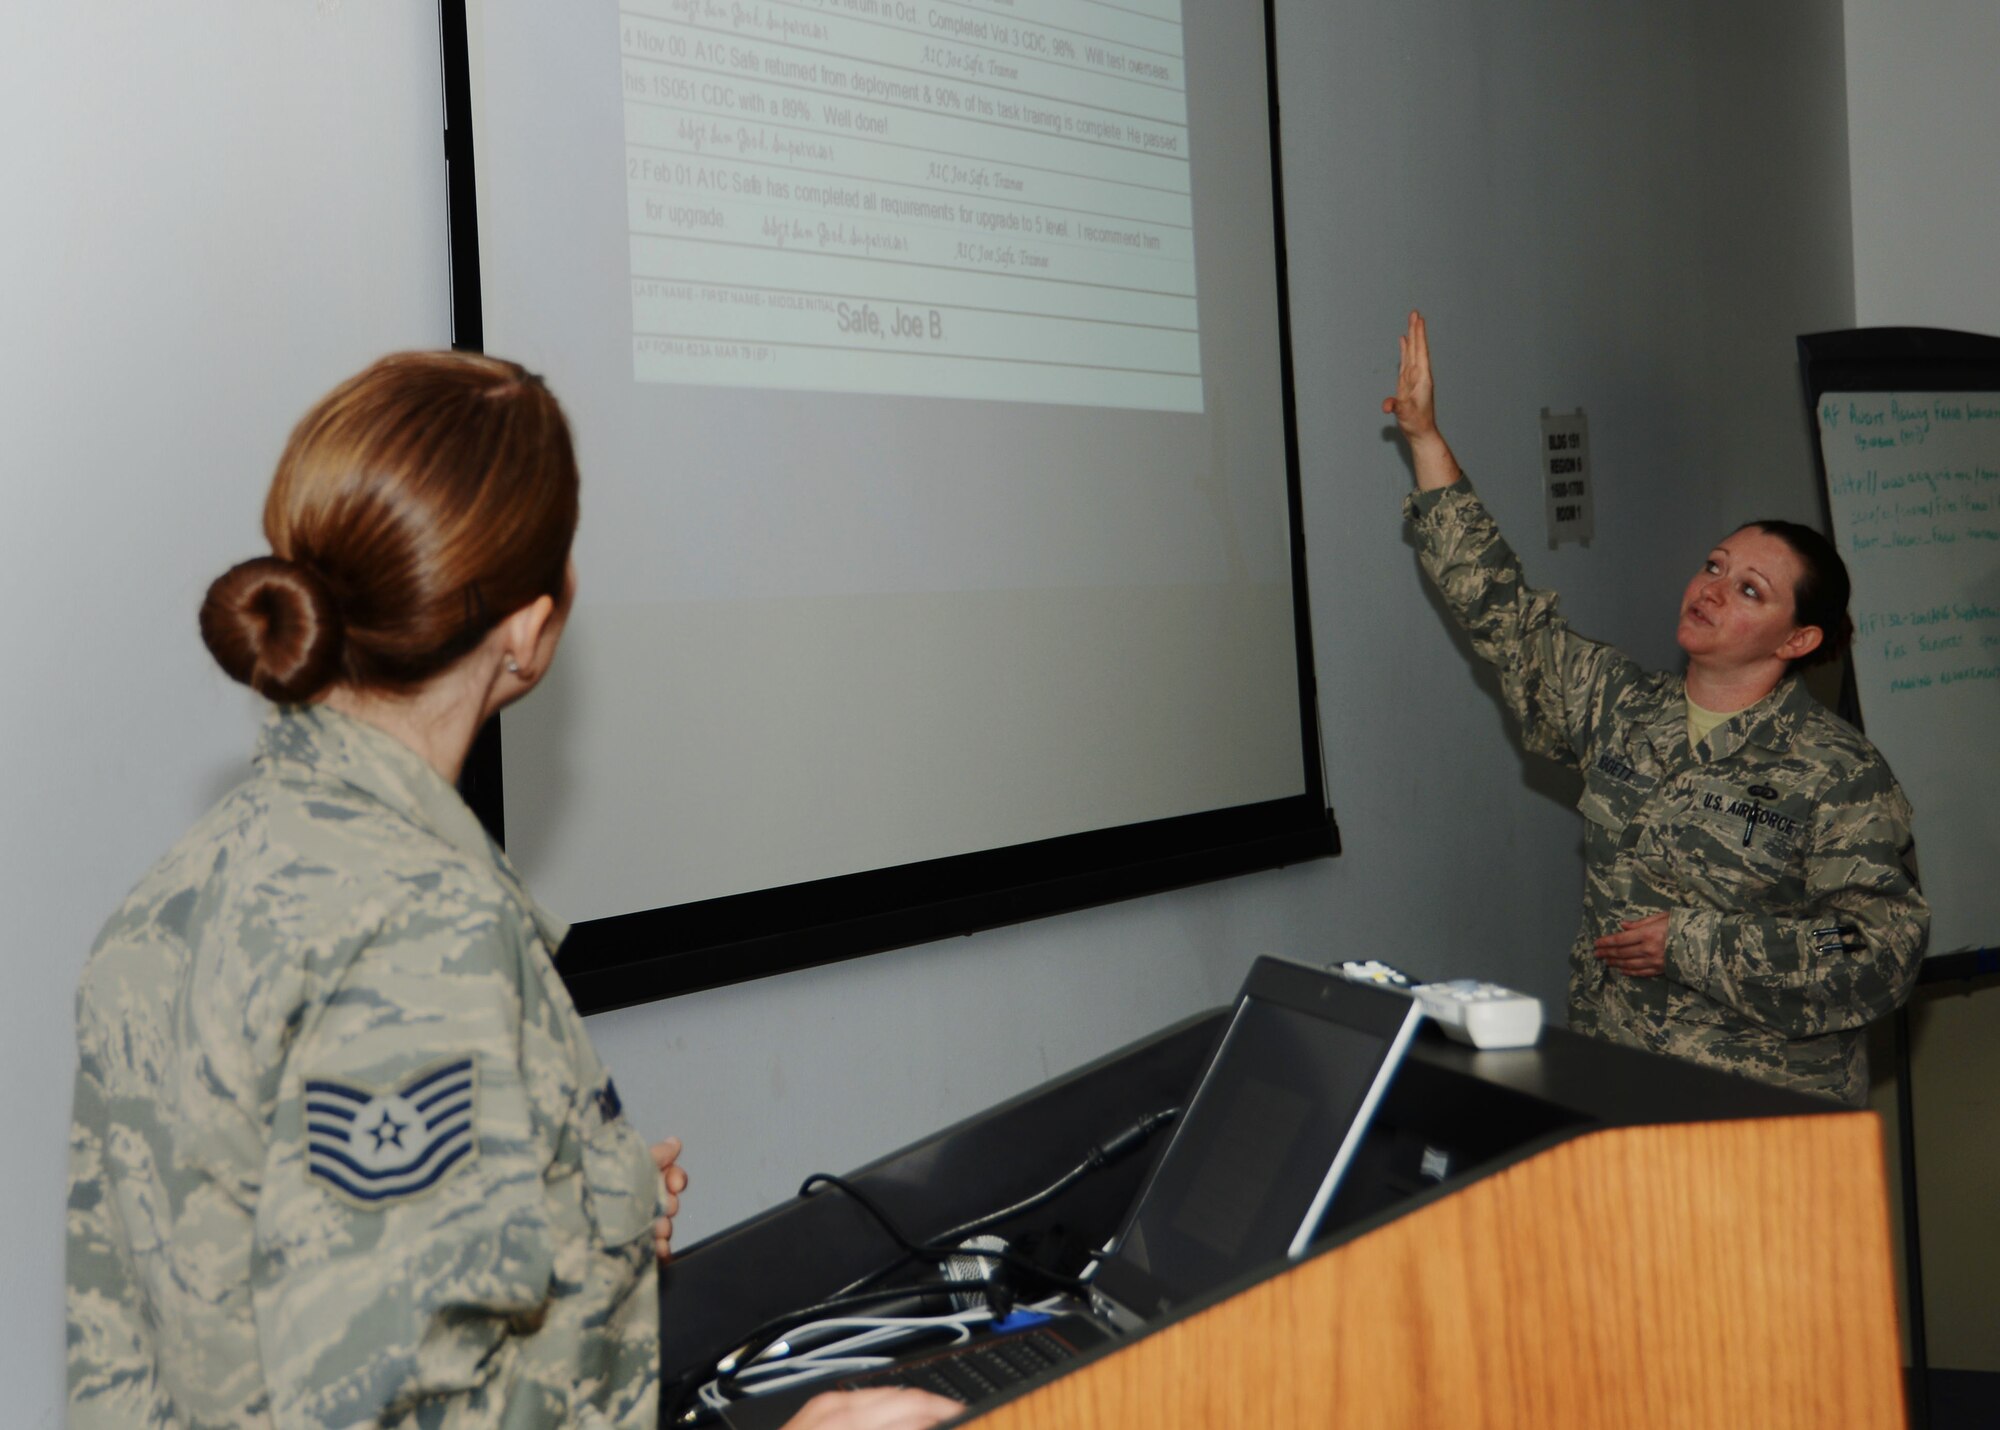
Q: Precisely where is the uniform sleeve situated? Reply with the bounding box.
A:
[1405,482,1626,768]
[67,1058,180,1429]
[250,895,569,1430]
[1664,759,1929,1038]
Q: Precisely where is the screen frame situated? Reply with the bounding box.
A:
[439,0,1338,1013]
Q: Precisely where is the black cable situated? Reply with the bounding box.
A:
[804,1105,1181,1304]
[796,1172,928,1256]
[790,1174,948,1311]
[928,1104,1181,1249]
[672,1107,1182,1422]
[929,1240,1087,1298]
[793,1174,1093,1301]
[805,1105,1181,1263]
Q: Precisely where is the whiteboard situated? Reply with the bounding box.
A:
[1815,390,2000,955]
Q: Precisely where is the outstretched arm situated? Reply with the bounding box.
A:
[1390,309,1625,767]
[1382,310,1464,492]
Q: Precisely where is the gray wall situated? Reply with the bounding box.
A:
[1845,0,2000,336]
[7,1,1930,1420]
[4,9,454,1425]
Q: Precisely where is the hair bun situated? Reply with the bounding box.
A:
[200,557,345,703]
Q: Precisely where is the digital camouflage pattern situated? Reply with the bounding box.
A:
[68,706,662,1428]
[1406,482,1928,1105]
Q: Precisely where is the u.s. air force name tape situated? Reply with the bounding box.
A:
[305,1056,478,1207]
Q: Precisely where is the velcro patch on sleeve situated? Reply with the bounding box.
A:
[304,1057,478,1207]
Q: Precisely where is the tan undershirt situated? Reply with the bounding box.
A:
[1686,693,1733,750]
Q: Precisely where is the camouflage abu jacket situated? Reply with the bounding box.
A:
[68,705,663,1429]
[1406,481,1928,1105]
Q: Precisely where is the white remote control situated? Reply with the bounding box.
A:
[1413,980,1543,1049]
[1337,959,1412,988]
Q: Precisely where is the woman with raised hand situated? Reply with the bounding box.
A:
[66,352,956,1430]
[1383,311,1927,1104]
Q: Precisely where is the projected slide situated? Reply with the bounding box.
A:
[620,0,1201,410]
[459,0,1323,969]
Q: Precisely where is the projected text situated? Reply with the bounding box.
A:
[620,0,1202,411]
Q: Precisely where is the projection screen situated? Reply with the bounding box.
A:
[442,0,1335,1010]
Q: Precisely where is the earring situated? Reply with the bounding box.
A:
[505,656,523,676]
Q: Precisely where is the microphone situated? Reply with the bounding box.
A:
[941,1235,1011,1313]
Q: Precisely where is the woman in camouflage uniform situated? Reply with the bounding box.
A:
[67,354,956,1430]
[1383,312,1927,1106]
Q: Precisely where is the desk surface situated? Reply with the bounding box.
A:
[661,1006,1844,1409]
[1406,1018,1834,1123]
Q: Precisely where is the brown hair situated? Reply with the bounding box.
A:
[200,351,578,703]
[1740,519,1854,671]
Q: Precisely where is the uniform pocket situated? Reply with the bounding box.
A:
[1577,783,1626,831]
[1666,979,1732,1026]
[1576,781,1632,866]
[578,1084,660,1249]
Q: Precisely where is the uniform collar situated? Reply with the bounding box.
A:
[1683,674,1815,762]
[255,704,570,952]
[1634,673,1696,774]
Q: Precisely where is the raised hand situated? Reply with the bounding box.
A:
[1382,309,1437,440]
[1381,310,1461,491]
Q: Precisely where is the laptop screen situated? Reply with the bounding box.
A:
[1092,961,1422,1321]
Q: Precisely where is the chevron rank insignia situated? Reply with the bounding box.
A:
[304,1057,478,1207]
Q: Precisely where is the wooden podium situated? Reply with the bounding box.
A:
[663,1018,1907,1428]
[970,1113,1903,1428]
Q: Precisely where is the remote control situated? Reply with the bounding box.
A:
[1337,959,1413,987]
[1413,979,1543,1049]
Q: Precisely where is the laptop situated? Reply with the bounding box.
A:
[715,957,1423,1426]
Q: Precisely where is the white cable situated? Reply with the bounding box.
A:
[768,1320,979,1380]
[755,1309,989,1364]
[736,1354,896,1381]
[734,1359,902,1398]
[726,1312,961,1371]
[738,1357,897,1382]
[770,1328,942,1368]
[695,1306,996,1409]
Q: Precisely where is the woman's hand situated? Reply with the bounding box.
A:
[651,1137,689,1263]
[1381,309,1438,439]
[784,1388,963,1429]
[1380,310,1461,490]
[1593,913,1670,978]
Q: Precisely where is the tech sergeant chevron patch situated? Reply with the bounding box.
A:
[304,1056,479,1207]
